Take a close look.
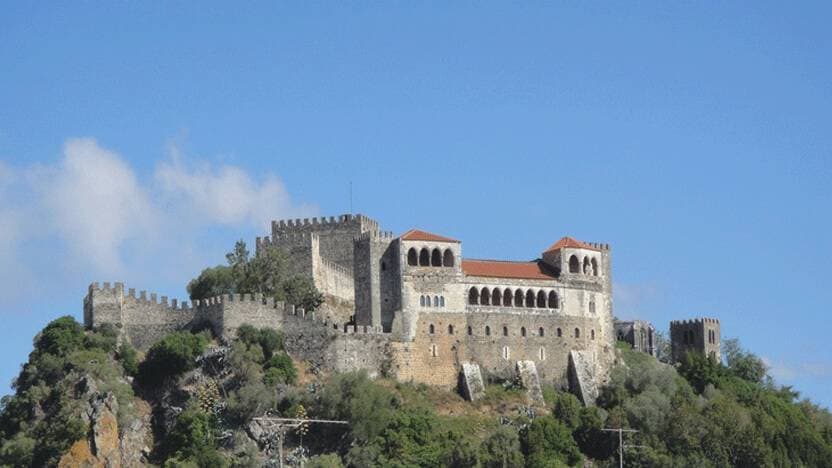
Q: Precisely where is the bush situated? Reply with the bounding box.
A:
[139,331,208,385]
[479,426,524,468]
[118,342,139,376]
[523,416,583,468]
[306,453,344,468]
[162,407,228,467]
[33,316,85,357]
[264,353,297,386]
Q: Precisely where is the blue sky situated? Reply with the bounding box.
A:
[1,3,830,407]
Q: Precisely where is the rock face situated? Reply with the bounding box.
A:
[459,362,485,401]
[59,392,121,468]
[515,360,543,402]
[568,350,598,405]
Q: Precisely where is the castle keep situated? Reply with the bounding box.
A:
[85,214,617,402]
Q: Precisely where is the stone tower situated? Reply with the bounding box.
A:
[670,317,720,363]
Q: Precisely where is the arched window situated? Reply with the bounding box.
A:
[485,326,491,336]
[502,326,508,337]
[569,255,580,273]
[420,295,426,307]
[589,301,596,314]
[467,326,472,336]
[583,256,591,274]
[591,329,595,340]
[431,248,442,266]
[429,324,435,334]
[440,296,445,307]
[548,291,559,309]
[575,328,581,338]
[521,327,527,337]
[480,287,491,306]
[525,290,535,308]
[514,289,524,307]
[433,296,439,307]
[539,327,545,337]
[425,297,431,307]
[492,288,502,305]
[443,249,454,267]
[591,257,599,276]
[407,248,418,266]
[536,290,546,308]
[448,324,454,335]
[557,328,562,337]
[419,248,430,266]
[468,287,479,305]
[503,288,512,306]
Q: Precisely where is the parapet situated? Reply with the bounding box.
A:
[354,230,395,243]
[585,242,611,251]
[88,281,193,311]
[670,317,720,327]
[271,213,380,233]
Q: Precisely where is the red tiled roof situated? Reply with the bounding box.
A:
[461,259,558,281]
[400,229,460,243]
[544,236,599,253]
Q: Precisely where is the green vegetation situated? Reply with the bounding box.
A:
[187,240,324,311]
[0,317,135,467]
[138,330,210,385]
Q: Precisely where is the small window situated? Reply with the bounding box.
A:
[433,296,439,307]
[521,327,527,337]
[502,346,510,360]
[569,255,580,273]
[539,327,544,337]
[448,324,454,335]
[381,261,387,271]
[591,329,595,340]
[430,344,438,358]
[557,328,562,337]
[539,347,546,361]
[503,326,508,337]
[575,328,580,338]
[589,301,596,314]
[440,296,445,307]
[420,295,425,307]
[426,297,431,308]
[429,324,435,334]
[485,326,491,336]
[467,326,472,336]
[548,291,558,309]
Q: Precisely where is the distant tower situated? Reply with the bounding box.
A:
[670,318,720,363]
[614,320,656,356]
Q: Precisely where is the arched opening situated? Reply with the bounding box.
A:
[539,327,544,337]
[419,248,430,266]
[448,324,454,335]
[591,257,599,276]
[521,327,527,337]
[548,291,559,309]
[433,296,439,307]
[502,346,510,360]
[575,328,581,338]
[425,297,431,307]
[557,328,562,337]
[583,256,591,274]
[492,288,502,306]
[468,287,479,305]
[429,324,435,334]
[514,289,524,307]
[569,255,580,273]
[503,288,512,306]
[420,295,425,307]
[485,326,491,336]
[480,287,491,306]
[467,326,472,336]
[589,301,596,314]
[536,290,546,308]
[502,326,508,337]
[525,290,535,308]
[431,248,442,266]
[439,296,445,307]
[443,249,454,267]
[407,248,418,266]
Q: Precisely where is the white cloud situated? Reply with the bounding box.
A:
[155,145,312,229]
[613,281,661,320]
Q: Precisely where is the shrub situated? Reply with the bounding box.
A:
[118,342,139,376]
[33,316,85,357]
[138,331,208,385]
[263,353,297,386]
[523,416,583,468]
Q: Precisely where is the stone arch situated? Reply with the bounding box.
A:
[407,248,418,266]
[433,296,439,307]
[569,255,580,273]
[480,287,491,306]
[521,326,527,337]
[443,249,454,267]
[439,296,445,307]
[536,290,546,308]
[525,290,535,308]
[468,287,479,305]
[548,291,559,309]
[431,248,442,266]
[492,288,502,305]
[514,289,524,307]
[420,295,426,307]
[583,256,591,274]
[503,288,513,306]
[591,257,599,276]
[419,248,430,266]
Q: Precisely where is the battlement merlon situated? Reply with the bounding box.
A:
[270,213,380,236]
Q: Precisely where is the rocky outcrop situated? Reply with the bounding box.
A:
[59,392,120,468]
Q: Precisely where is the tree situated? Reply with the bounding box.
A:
[479,426,524,468]
[722,338,768,384]
[138,331,209,385]
[187,266,236,301]
[523,416,583,467]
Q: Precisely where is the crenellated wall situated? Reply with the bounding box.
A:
[670,317,721,363]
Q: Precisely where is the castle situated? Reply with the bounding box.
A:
[84,213,714,403]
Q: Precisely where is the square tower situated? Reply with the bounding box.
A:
[670,318,721,363]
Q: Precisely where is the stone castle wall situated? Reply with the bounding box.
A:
[670,318,721,363]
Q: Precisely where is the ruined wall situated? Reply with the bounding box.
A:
[614,320,656,356]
